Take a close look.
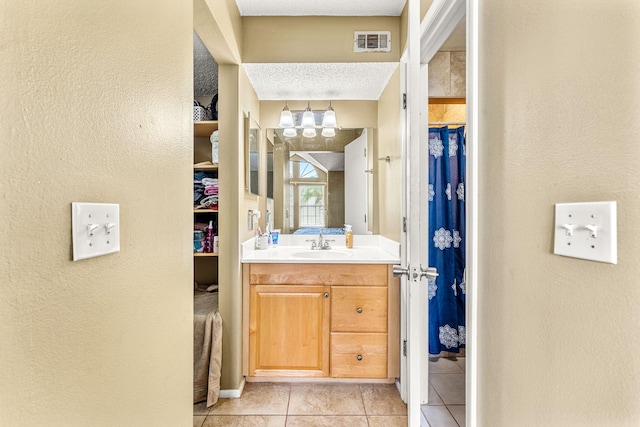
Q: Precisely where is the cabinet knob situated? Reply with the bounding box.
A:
[323,292,329,298]
[356,307,363,313]
[357,355,363,361]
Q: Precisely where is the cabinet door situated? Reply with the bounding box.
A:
[249,284,330,377]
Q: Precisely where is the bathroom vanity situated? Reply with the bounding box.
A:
[241,235,400,382]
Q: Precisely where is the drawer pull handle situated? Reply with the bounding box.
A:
[356,307,363,313]
[357,355,363,361]
[323,292,329,298]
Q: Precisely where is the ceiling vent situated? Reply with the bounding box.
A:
[354,31,391,53]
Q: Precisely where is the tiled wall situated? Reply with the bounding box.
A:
[428,51,466,98]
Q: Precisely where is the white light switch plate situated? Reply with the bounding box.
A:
[553,201,617,264]
[72,202,120,261]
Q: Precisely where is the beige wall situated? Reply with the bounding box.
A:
[260,100,378,129]
[376,67,403,241]
[216,63,261,390]
[0,1,192,426]
[478,1,640,425]
[243,16,400,63]
[327,172,345,228]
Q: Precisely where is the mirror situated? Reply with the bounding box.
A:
[266,128,373,235]
[245,113,260,195]
[266,137,274,200]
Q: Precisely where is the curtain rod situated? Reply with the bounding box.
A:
[428,122,466,125]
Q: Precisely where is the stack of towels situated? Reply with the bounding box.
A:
[194,172,219,209]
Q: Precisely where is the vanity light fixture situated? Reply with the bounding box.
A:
[278,101,339,139]
[278,102,294,128]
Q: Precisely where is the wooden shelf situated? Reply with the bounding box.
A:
[194,121,218,138]
[194,163,219,171]
[194,253,219,257]
[194,208,218,213]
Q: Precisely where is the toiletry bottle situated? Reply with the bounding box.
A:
[265,223,272,247]
[265,211,272,246]
[206,220,214,253]
[255,227,262,250]
[345,224,353,249]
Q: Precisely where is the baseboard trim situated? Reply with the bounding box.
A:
[218,378,246,399]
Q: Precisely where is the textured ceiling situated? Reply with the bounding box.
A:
[243,63,398,100]
[235,1,406,100]
[235,0,407,16]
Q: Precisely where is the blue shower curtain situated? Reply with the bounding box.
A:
[428,126,466,355]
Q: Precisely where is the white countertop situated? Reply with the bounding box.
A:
[241,234,400,264]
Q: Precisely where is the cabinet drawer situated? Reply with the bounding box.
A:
[330,333,387,378]
[331,286,387,333]
[249,263,387,286]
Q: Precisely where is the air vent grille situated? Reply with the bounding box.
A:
[354,31,391,53]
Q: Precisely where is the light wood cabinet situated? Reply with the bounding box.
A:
[244,263,399,381]
[249,284,330,377]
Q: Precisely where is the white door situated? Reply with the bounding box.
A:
[396,0,434,425]
[344,130,368,234]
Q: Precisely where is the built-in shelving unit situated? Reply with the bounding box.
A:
[194,121,218,138]
[194,120,219,285]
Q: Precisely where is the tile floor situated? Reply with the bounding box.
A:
[193,357,465,427]
[421,357,466,427]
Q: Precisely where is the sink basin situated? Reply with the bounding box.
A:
[291,250,353,259]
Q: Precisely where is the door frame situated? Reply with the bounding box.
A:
[414,0,479,425]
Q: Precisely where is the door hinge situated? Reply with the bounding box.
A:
[402,93,407,110]
[403,340,407,357]
[364,148,367,157]
[403,217,407,232]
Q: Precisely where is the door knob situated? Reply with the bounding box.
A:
[392,265,410,277]
[415,266,438,280]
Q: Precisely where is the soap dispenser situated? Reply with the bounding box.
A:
[344,224,353,249]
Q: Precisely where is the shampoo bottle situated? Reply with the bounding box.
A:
[205,220,214,253]
[345,224,353,249]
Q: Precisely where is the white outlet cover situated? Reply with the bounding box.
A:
[553,201,617,264]
[72,202,120,261]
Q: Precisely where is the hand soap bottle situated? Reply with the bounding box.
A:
[344,224,353,249]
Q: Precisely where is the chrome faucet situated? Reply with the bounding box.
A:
[309,228,333,250]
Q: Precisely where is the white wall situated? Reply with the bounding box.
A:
[0,1,193,425]
[477,1,640,425]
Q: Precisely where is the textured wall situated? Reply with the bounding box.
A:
[0,1,193,426]
[243,16,400,63]
[477,1,640,425]
[194,31,218,97]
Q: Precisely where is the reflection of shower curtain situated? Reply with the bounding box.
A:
[428,126,466,354]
